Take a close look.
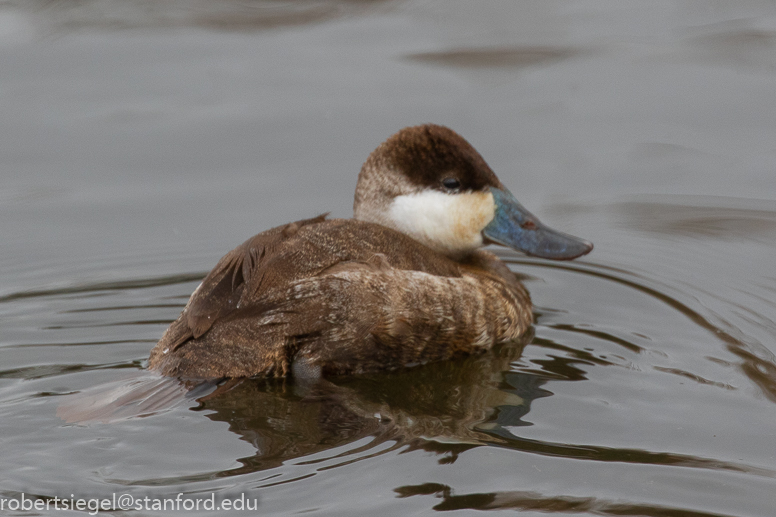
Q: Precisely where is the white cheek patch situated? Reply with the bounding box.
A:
[388,190,496,256]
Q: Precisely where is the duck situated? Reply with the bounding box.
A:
[148,124,592,380]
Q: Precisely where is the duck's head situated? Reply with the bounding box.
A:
[354,124,593,260]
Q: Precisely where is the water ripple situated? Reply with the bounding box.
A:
[395,483,738,516]
[0,273,204,304]
[497,253,776,404]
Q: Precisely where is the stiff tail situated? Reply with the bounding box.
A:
[57,373,215,424]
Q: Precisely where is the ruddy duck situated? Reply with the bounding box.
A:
[149,124,592,379]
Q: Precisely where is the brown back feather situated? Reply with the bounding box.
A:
[171,216,463,351]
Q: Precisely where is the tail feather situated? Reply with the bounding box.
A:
[56,374,214,424]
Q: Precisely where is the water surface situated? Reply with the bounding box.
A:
[2,1,776,516]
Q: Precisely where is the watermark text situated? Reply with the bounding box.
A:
[1,493,258,514]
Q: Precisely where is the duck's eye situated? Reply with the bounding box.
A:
[442,178,461,190]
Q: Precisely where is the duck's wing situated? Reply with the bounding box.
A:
[181,217,465,340]
[174,214,328,345]
[151,218,468,374]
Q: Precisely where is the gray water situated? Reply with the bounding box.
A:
[2,1,776,515]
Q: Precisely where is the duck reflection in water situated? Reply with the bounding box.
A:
[196,335,548,470]
[59,333,555,472]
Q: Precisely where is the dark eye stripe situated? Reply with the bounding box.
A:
[442,178,461,190]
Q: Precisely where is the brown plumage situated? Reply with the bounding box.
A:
[148,124,591,380]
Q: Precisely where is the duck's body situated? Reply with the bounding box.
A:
[149,216,530,378]
[149,124,591,380]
